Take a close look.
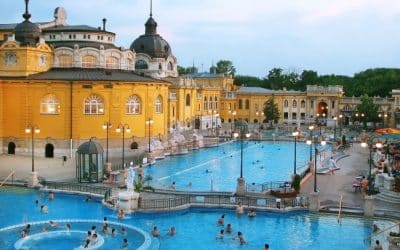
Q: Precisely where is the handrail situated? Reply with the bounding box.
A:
[364,221,400,243]
[337,193,343,224]
[42,181,112,198]
[0,171,15,187]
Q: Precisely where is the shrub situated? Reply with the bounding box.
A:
[292,174,301,191]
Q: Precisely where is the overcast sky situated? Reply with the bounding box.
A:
[1,0,400,77]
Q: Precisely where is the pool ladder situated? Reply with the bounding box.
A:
[0,171,15,188]
[337,193,343,224]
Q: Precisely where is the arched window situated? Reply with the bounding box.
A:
[106,56,119,69]
[293,100,297,108]
[158,63,162,70]
[45,143,54,158]
[40,94,60,114]
[284,100,289,107]
[126,95,141,114]
[58,54,72,67]
[84,94,104,114]
[245,99,250,109]
[204,96,208,110]
[186,94,191,106]
[82,55,97,68]
[301,100,306,108]
[155,95,163,114]
[208,97,213,110]
[135,59,148,69]
[214,96,218,110]
[168,61,173,70]
[238,99,243,109]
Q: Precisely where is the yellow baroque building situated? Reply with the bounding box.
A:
[1,2,400,169]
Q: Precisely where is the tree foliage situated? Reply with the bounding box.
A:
[263,97,280,124]
[234,75,264,87]
[262,67,400,97]
[216,60,236,76]
[356,94,379,124]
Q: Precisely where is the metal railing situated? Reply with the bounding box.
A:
[139,192,308,210]
[0,171,15,187]
[41,181,112,199]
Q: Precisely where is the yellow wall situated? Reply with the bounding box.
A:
[0,79,169,150]
[0,41,53,77]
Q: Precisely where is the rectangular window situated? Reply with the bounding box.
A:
[310,101,314,109]
[301,113,305,119]
[284,112,288,119]
[292,112,297,120]
[332,101,335,109]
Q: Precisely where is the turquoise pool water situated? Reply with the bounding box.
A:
[0,187,393,249]
[145,141,319,191]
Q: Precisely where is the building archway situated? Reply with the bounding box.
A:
[8,142,16,154]
[317,102,328,116]
[194,118,200,129]
[45,143,54,158]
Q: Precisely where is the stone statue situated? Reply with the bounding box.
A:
[126,166,135,192]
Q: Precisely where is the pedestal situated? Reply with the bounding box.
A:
[117,191,140,212]
[309,191,320,212]
[364,195,375,217]
[29,171,39,188]
[236,177,246,196]
[104,162,112,174]
[119,169,126,188]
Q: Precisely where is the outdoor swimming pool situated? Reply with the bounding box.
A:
[145,141,323,191]
[0,187,393,249]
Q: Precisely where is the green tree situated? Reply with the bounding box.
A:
[263,97,280,126]
[356,94,379,126]
[234,75,264,87]
[216,60,236,76]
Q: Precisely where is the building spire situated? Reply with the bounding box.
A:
[23,0,31,21]
[150,0,153,17]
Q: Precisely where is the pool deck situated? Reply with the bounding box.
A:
[0,143,397,215]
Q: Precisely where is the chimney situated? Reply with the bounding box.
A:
[102,18,107,31]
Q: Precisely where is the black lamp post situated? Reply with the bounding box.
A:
[306,137,326,192]
[25,125,40,172]
[361,141,383,195]
[338,114,343,139]
[102,121,112,163]
[333,116,337,141]
[233,121,250,179]
[308,125,314,161]
[116,124,130,169]
[292,131,299,175]
[146,118,154,152]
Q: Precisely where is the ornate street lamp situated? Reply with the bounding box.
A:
[233,120,251,195]
[25,125,40,187]
[361,141,383,195]
[102,122,112,163]
[116,124,130,169]
[292,131,299,175]
[25,125,40,172]
[306,137,326,192]
[338,114,343,139]
[308,125,314,161]
[333,116,337,141]
[146,118,154,153]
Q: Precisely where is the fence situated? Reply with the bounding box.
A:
[139,192,308,211]
[41,181,112,199]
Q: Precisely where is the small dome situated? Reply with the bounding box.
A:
[14,0,41,46]
[130,16,172,59]
[77,140,104,154]
[14,20,41,45]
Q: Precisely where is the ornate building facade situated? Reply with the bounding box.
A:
[0,2,399,163]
